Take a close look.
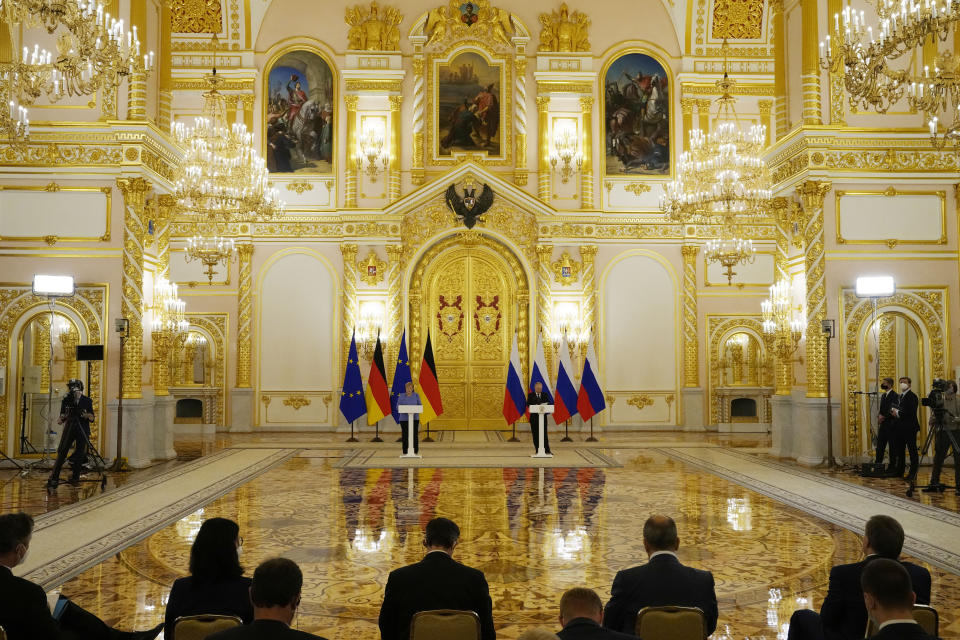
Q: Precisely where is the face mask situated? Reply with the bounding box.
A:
[881,385,889,391]
[900,383,909,391]
[236,545,243,558]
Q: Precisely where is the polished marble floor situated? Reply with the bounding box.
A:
[2,433,958,639]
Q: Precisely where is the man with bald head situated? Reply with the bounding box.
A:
[602,515,718,637]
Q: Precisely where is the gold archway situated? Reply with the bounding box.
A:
[706,315,773,425]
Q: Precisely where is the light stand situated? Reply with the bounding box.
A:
[822,319,837,469]
[111,318,131,472]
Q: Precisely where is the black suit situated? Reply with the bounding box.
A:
[892,389,921,477]
[50,393,95,482]
[164,575,254,639]
[557,617,637,640]
[787,555,931,640]
[875,390,898,465]
[602,553,718,637]
[378,551,495,640]
[527,391,551,454]
[207,620,326,640]
[869,622,938,640]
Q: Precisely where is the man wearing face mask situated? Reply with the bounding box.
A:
[889,376,920,479]
[0,512,163,639]
[875,377,898,471]
[924,379,960,493]
[47,379,95,489]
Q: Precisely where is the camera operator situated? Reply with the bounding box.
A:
[889,376,920,479]
[46,379,95,490]
[924,379,960,493]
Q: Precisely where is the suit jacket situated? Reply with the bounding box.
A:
[897,390,921,433]
[820,556,931,640]
[207,619,326,640]
[527,391,551,428]
[878,390,898,423]
[869,622,938,640]
[378,551,495,640]
[557,617,638,640]
[164,575,254,639]
[59,394,94,434]
[602,553,718,637]
[0,565,64,640]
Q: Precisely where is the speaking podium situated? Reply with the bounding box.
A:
[529,404,554,458]
[398,404,423,458]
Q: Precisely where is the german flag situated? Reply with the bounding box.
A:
[418,331,443,424]
[365,335,392,425]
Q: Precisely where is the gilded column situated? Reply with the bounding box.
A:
[772,197,793,395]
[680,98,696,150]
[117,177,151,398]
[158,0,173,130]
[385,244,404,380]
[758,100,773,148]
[341,243,359,378]
[152,333,170,396]
[535,244,553,370]
[697,99,711,132]
[409,292,422,378]
[36,317,51,392]
[828,0,846,126]
[389,96,402,203]
[182,341,196,385]
[518,290,530,382]
[771,0,788,137]
[411,56,426,185]
[514,56,528,186]
[878,318,896,382]
[801,0,822,125]
[579,96,594,209]
[344,95,359,207]
[681,245,699,388]
[537,96,551,201]
[226,95,239,127]
[798,180,832,397]
[152,196,174,396]
[60,326,79,380]
[240,95,255,135]
[126,70,147,120]
[156,195,174,281]
[236,243,254,388]
[579,245,598,346]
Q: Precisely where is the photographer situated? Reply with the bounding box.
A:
[924,379,960,493]
[46,379,95,489]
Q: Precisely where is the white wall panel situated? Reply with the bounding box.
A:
[0,188,109,240]
[837,191,945,244]
[169,249,232,286]
[705,252,775,287]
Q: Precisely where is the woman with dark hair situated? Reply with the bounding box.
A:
[164,518,253,638]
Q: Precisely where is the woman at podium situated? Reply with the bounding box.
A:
[398,382,422,455]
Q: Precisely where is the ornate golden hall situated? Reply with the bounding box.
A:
[1,0,960,637]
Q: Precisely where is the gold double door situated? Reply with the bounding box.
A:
[421,245,515,429]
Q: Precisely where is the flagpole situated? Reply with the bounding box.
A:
[508,421,519,442]
[372,418,383,443]
[347,419,358,443]
[586,416,597,442]
[423,422,434,443]
[561,419,572,442]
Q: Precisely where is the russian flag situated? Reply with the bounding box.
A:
[502,333,527,426]
[529,333,554,405]
[553,332,580,423]
[577,337,606,421]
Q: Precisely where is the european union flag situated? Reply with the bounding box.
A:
[339,332,367,424]
[390,330,412,424]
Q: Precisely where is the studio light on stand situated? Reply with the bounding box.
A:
[27,274,75,472]
[855,275,895,470]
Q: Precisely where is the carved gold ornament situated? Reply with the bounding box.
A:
[711,0,763,40]
[537,3,591,52]
[171,0,224,34]
[423,0,515,48]
[358,250,387,286]
[283,395,312,411]
[551,252,582,286]
[345,1,403,51]
[627,395,654,410]
[286,181,314,195]
[624,182,652,195]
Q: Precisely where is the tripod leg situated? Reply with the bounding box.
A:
[907,426,939,497]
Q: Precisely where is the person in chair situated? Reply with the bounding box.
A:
[603,515,718,637]
[378,517,495,640]
[861,559,937,640]
[556,588,635,640]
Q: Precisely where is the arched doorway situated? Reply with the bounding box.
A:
[409,233,530,430]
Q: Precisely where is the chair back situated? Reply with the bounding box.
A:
[864,605,939,638]
[410,609,481,640]
[0,623,6,640]
[635,605,707,640]
[173,614,244,640]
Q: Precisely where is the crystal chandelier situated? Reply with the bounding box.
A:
[185,227,236,284]
[761,279,805,388]
[705,226,756,285]
[150,277,188,335]
[820,1,960,151]
[660,43,772,226]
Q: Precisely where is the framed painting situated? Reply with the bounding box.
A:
[435,50,504,158]
[264,49,335,174]
[603,52,671,176]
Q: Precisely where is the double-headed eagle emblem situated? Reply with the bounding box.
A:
[444,182,494,229]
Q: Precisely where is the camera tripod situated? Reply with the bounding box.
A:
[44,415,108,492]
[906,411,960,497]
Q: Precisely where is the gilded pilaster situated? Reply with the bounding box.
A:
[518,290,530,382]
[385,244,404,380]
[758,100,773,148]
[772,197,793,395]
[127,70,147,120]
[681,245,699,388]
[156,195,174,282]
[117,177,151,399]
[771,0,788,137]
[878,318,896,383]
[158,0,173,130]
[801,0,822,125]
[827,0,845,126]
[389,96,402,203]
[535,244,553,369]
[152,196,174,396]
[680,98,696,150]
[537,96,551,201]
[344,96,359,207]
[36,317,51,392]
[236,243,254,388]
[798,180,832,398]
[152,332,170,396]
[101,85,118,121]
[579,245,598,346]
[341,243,359,377]
[60,326,79,380]
[514,56,528,186]
[579,96,594,209]
[182,342,196,385]
[411,56,426,185]
[240,95,255,134]
[697,99,711,132]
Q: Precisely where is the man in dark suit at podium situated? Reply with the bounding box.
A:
[890,376,921,478]
[527,381,551,454]
[603,515,718,637]
[378,517,495,640]
[875,378,898,471]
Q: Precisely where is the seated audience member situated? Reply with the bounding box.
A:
[207,558,326,640]
[861,559,937,640]
[0,512,163,640]
[603,515,718,637]
[787,514,931,640]
[164,517,254,638]
[556,588,635,640]
[378,517,495,640]
[518,630,561,640]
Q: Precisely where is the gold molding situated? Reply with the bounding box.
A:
[681,81,775,96]
[623,182,652,195]
[551,251,581,285]
[286,181,314,195]
[344,79,403,92]
[358,249,387,286]
[627,394,654,409]
[282,395,312,410]
[834,189,947,247]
